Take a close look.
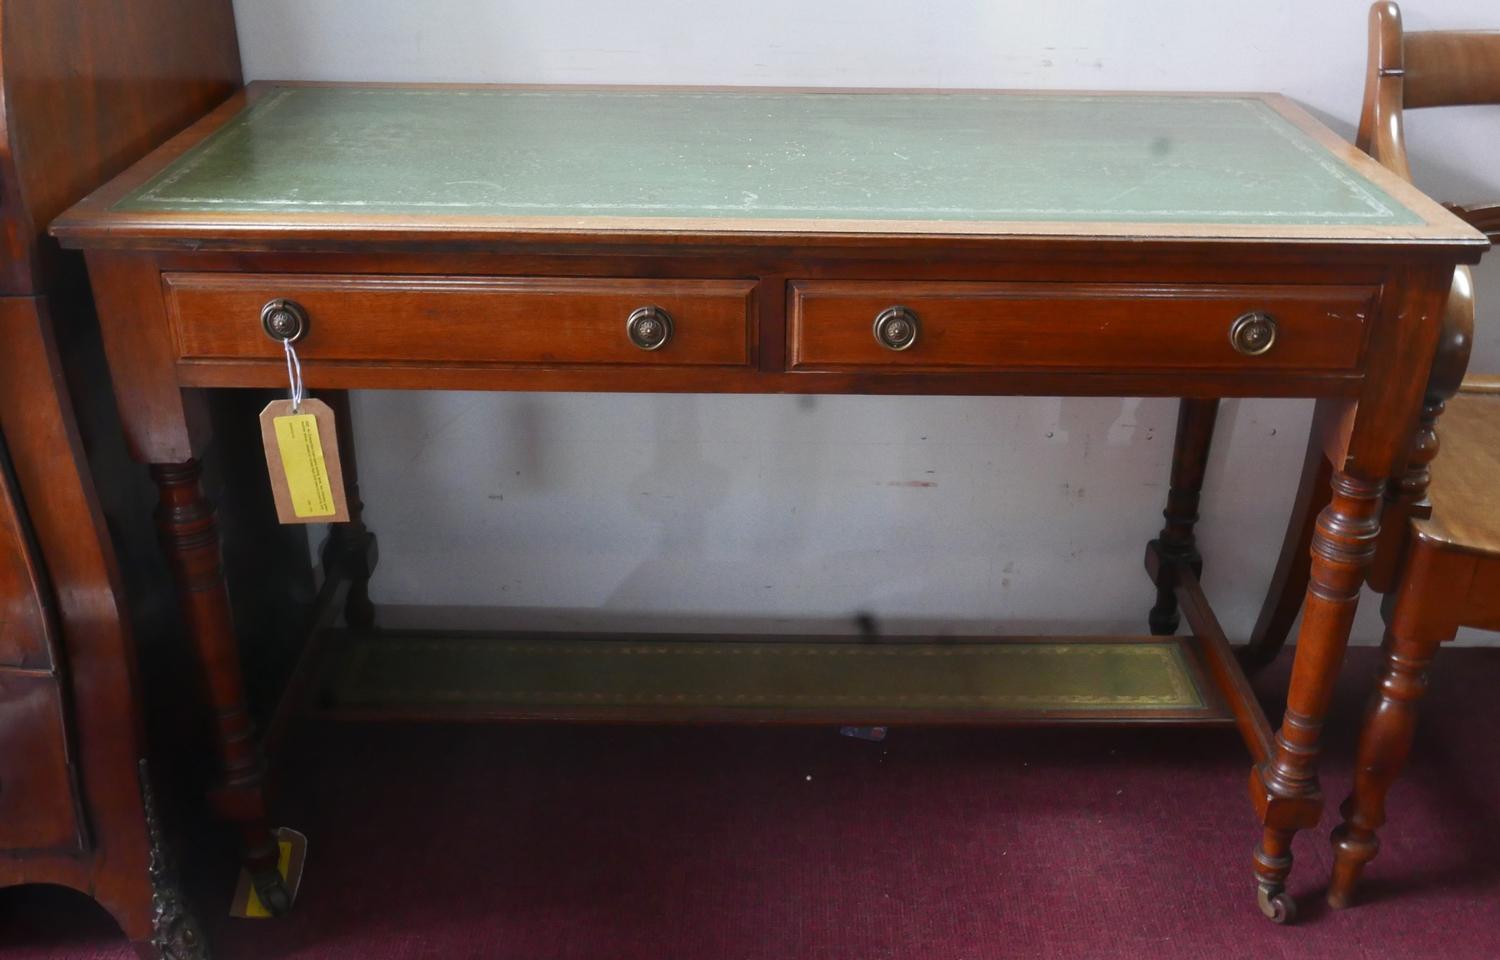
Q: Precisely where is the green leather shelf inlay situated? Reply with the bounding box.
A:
[326,633,1211,717]
[117,86,1419,226]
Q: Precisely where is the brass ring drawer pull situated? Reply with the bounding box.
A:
[626,305,673,351]
[873,305,919,351]
[1229,311,1277,356]
[261,298,309,343]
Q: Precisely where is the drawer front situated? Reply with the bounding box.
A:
[0,445,57,671]
[0,672,85,853]
[789,281,1373,372]
[165,274,755,367]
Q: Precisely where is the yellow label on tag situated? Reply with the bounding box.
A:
[274,413,336,518]
[230,826,308,919]
[244,835,296,919]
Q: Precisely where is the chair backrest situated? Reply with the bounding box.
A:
[1357,1,1500,237]
[1405,30,1500,109]
[1358,2,1500,394]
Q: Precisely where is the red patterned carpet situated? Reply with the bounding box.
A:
[5,647,1500,960]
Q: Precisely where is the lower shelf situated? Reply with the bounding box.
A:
[320,630,1235,725]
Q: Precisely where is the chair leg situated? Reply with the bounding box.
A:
[1147,398,1219,635]
[1240,423,1330,672]
[1366,390,1450,593]
[1328,539,1459,909]
[319,390,378,629]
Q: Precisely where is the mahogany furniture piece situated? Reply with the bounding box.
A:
[1329,392,1500,908]
[1241,2,1500,910]
[0,0,240,956]
[52,83,1486,924]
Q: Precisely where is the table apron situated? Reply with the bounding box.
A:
[173,358,1364,398]
[156,269,1380,398]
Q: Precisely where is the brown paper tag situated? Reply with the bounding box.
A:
[259,398,349,524]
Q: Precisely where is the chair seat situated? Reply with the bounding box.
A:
[1416,391,1500,555]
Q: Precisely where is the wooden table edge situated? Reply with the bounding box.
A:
[47,82,1490,255]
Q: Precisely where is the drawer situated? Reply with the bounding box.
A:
[164,274,756,367]
[788,281,1374,372]
[0,672,85,853]
[0,446,57,672]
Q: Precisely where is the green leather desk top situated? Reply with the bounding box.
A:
[114,86,1424,229]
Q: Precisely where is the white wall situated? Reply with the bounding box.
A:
[233,0,1500,643]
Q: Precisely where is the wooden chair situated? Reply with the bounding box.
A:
[1239,1,1500,910]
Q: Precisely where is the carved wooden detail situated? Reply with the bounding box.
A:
[140,760,210,960]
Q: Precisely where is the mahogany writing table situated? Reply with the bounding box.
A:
[52,83,1487,924]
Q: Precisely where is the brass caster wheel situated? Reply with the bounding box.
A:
[252,869,293,917]
[1257,884,1297,924]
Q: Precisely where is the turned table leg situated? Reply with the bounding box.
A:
[1242,267,1469,674]
[1249,468,1383,923]
[151,459,291,916]
[319,390,378,629]
[1327,537,1459,908]
[1147,398,1220,635]
[1238,397,1442,673]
